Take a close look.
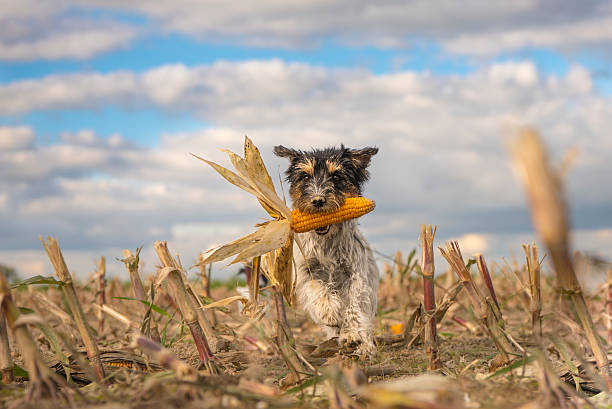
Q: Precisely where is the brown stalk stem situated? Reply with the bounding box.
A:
[0,315,13,383]
[512,129,611,389]
[198,257,217,326]
[122,249,161,342]
[40,236,105,382]
[273,286,304,386]
[420,224,441,370]
[250,256,261,306]
[475,254,502,320]
[439,242,484,317]
[168,271,213,365]
[523,244,542,339]
[185,285,226,353]
[122,249,147,304]
[452,315,477,333]
[153,241,218,372]
[0,272,61,398]
[96,256,106,334]
[440,241,515,361]
[274,287,291,341]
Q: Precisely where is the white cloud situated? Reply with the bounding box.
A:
[0,0,137,61]
[0,125,35,150]
[72,0,612,56]
[442,16,612,55]
[0,22,136,61]
[3,1,612,61]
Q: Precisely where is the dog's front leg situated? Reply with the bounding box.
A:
[339,271,377,357]
[297,277,343,339]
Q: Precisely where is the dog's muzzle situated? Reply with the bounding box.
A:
[315,225,330,235]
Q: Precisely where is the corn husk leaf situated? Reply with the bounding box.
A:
[244,136,280,218]
[221,148,291,220]
[201,219,292,266]
[244,136,275,192]
[231,219,292,265]
[263,234,295,304]
[200,295,248,310]
[194,137,296,303]
[190,154,257,196]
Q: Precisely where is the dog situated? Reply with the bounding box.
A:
[274,144,379,357]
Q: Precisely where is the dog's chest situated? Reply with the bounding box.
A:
[298,223,366,287]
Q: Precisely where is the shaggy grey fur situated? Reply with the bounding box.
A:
[295,219,379,356]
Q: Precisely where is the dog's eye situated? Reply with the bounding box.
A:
[301,173,311,181]
[332,173,342,182]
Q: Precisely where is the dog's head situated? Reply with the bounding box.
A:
[274,145,378,215]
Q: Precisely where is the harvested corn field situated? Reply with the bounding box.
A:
[1,130,612,409]
[1,237,610,409]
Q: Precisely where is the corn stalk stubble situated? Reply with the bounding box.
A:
[420,224,441,370]
[40,236,105,382]
[153,241,220,373]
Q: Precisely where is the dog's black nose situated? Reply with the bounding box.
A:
[312,198,325,208]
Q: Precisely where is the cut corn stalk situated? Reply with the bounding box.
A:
[122,248,161,342]
[475,254,502,321]
[40,236,105,383]
[0,271,65,399]
[420,224,441,370]
[273,286,307,387]
[121,248,147,306]
[439,241,516,363]
[512,128,612,389]
[291,196,376,233]
[153,241,221,373]
[198,258,217,326]
[523,243,543,339]
[96,256,105,334]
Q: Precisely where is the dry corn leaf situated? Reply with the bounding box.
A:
[221,148,291,220]
[200,219,292,266]
[244,136,280,218]
[191,153,257,197]
[200,295,248,309]
[268,236,294,304]
[231,219,292,265]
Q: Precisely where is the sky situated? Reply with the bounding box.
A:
[1,0,612,283]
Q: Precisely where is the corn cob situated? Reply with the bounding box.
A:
[291,197,375,233]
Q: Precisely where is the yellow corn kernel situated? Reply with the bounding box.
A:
[104,360,133,368]
[291,197,375,233]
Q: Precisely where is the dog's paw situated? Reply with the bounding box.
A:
[339,331,376,359]
[354,340,377,360]
[339,330,361,348]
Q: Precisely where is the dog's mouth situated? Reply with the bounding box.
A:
[315,225,330,235]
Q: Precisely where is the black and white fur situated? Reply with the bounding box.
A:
[274,145,379,357]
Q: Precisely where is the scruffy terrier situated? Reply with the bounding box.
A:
[274,145,379,357]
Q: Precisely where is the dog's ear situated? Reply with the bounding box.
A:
[274,145,299,160]
[351,147,378,169]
